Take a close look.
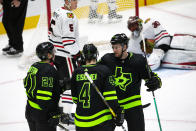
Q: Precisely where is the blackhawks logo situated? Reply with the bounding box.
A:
[67,13,74,18]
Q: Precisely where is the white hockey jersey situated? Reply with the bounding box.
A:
[48,7,79,58]
[143,18,171,47]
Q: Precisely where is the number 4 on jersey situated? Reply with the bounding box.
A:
[79,82,91,108]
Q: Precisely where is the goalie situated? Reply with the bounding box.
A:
[127,16,196,70]
[88,0,122,22]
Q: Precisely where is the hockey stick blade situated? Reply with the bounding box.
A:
[58,124,69,131]
[142,103,151,109]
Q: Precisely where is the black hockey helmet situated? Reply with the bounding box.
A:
[127,16,143,32]
[36,42,54,60]
[82,43,98,61]
[110,33,129,46]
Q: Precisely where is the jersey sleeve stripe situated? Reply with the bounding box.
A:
[105,96,118,101]
[118,95,141,103]
[155,32,169,41]
[28,100,42,110]
[62,40,75,43]
[62,37,76,39]
[49,38,62,44]
[75,109,110,120]
[120,100,142,110]
[36,95,52,100]
[56,49,70,54]
[54,45,64,48]
[37,90,52,96]
[103,91,117,96]
[62,40,76,46]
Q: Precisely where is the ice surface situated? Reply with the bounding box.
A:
[0,0,196,130]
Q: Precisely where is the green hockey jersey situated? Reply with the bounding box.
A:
[99,52,160,110]
[71,64,119,127]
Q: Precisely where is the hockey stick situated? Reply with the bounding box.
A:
[58,124,69,131]
[84,72,127,131]
[142,103,151,109]
[141,34,162,131]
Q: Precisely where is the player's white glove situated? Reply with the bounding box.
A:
[147,49,165,70]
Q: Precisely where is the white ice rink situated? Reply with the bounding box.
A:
[0,0,196,130]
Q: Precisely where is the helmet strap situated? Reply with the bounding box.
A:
[119,44,126,59]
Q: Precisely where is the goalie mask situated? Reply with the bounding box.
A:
[82,43,98,61]
[36,42,55,61]
[127,16,143,33]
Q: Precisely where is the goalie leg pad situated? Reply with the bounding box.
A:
[162,49,196,70]
[170,33,196,51]
[147,49,165,70]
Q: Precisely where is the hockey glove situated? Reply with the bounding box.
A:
[48,111,62,127]
[72,51,85,67]
[61,113,75,125]
[145,74,162,92]
[114,107,125,126]
[59,77,71,93]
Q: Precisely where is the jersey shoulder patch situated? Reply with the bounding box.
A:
[67,13,74,18]
[152,21,160,28]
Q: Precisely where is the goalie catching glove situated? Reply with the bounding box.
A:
[145,73,162,92]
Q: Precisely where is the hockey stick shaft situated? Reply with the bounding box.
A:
[84,72,127,131]
[141,34,162,131]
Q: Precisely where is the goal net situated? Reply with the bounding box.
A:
[18,0,138,69]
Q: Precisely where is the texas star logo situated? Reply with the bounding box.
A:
[110,67,132,91]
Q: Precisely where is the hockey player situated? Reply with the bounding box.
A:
[99,33,162,131]
[71,44,124,131]
[127,16,171,70]
[48,0,81,124]
[88,0,122,23]
[24,42,62,131]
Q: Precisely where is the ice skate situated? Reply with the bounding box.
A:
[108,9,122,23]
[88,7,103,24]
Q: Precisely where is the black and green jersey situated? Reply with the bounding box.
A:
[71,64,119,127]
[24,62,61,112]
[99,52,158,110]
